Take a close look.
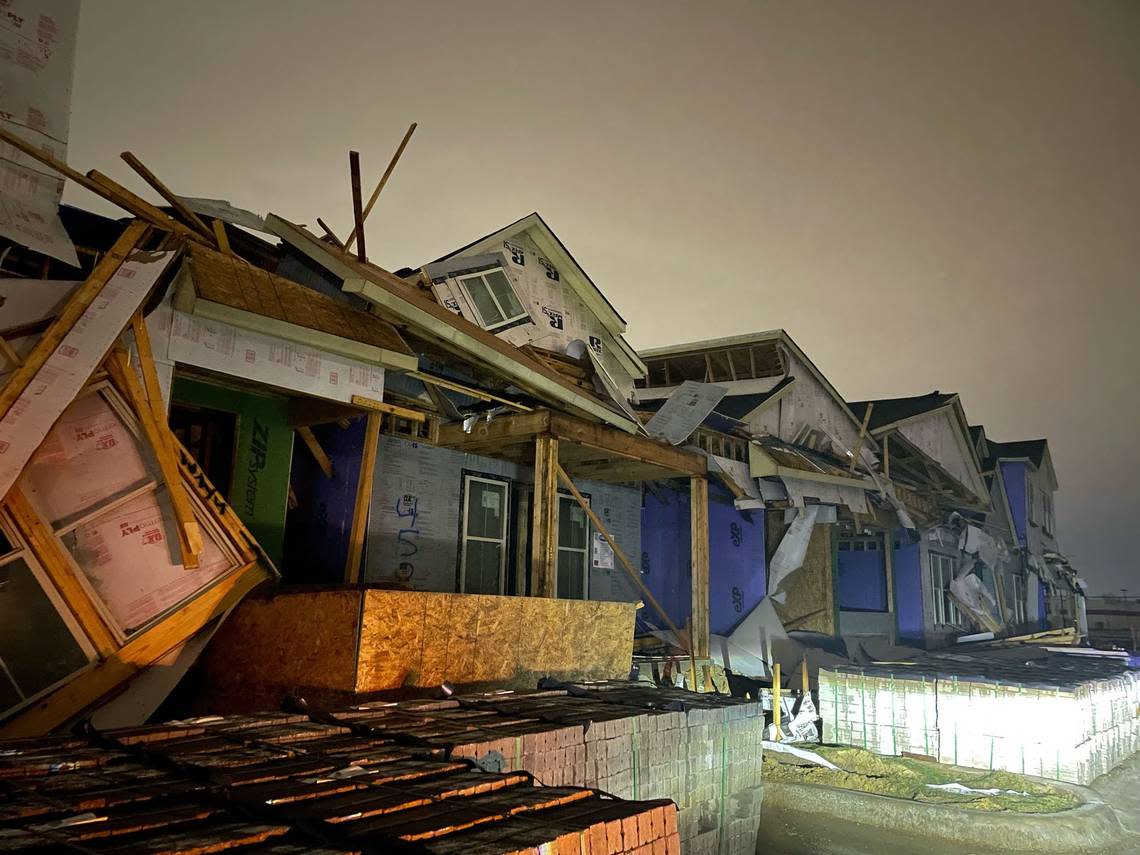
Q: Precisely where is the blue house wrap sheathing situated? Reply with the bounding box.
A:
[837,545,888,612]
[640,484,765,636]
[284,419,365,584]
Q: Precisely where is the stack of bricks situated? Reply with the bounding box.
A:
[352,682,765,855]
[0,709,679,854]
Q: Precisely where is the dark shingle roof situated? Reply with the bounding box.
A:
[987,439,1048,468]
[847,392,956,431]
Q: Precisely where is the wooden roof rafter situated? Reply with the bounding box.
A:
[436,408,707,485]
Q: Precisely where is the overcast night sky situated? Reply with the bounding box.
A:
[67,1,1140,593]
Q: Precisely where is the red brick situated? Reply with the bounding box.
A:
[665,831,682,855]
[663,806,678,838]
[621,814,639,849]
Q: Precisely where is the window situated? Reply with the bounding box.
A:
[460,475,510,594]
[1027,481,1038,525]
[0,512,92,717]
[1010,572,1027,625]
[17,385,240,637]
[929,552,962,626]
[556,494,589,600]
[455,268,528,332]
[1042,493,1054,535]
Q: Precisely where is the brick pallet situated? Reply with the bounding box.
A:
[820,646,1140,785]
[0,710,678,854]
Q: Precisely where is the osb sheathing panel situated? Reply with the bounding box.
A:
[356,591,636,691]
[771,520,836,635]
[196,589,363,712]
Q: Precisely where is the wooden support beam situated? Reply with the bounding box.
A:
[0,221,150,422]
[119,151,215,241]
[555,464,694,663]
[296,426,334,479]
[530,434,559,598]
[3,486,119,656]
[344,122,417,253]
[849,402,873,472]
[211,219,231,254]
[344,411,381,583]
[86,171,205,243]
[348,150,367,262]
[106,349,203,568]
[409,370,533,412]
[883,431,891,478]
[350,394,427,423]
[0,336,22,369]
[690,476,710,659]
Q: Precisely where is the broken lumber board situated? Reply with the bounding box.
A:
[344,411,381,583]
[0,238,177,501]
[344,122,417,252]
[120,151,215,241]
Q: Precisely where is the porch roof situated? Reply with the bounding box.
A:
[436,408,707,484]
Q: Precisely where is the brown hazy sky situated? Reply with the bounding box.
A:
[68,1,1140,593]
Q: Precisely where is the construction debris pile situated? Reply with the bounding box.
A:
[820,645,1140,784]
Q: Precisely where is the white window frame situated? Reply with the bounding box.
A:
[1010,572,1027,625]
[0,511,95,718]
[556,493,590,601]
[459,475,510,595]
[454,268,529,333]
[1027,481,1038,526]
[929,551,962,627]
[1043,493,1054,535]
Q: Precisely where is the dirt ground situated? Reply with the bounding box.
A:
[756,749,1140,855]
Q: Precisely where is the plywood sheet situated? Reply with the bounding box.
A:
[187,245,412,354]
[196,589,363,712]
[770,517,836,634]
[356,590,636,692]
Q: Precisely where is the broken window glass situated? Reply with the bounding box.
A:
[0,555,89,715]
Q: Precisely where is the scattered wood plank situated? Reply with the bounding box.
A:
[105,348,203,569]
[316,217,345,249]
[849,401,873,472]
[344,122,417,253]
[212,219,231,254]
[296,426,334,479]
[0,221,150,422]
[119,151,216,241]
[555,464,694,662]
[349,150,367,263]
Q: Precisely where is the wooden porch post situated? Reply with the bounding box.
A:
[690,476,710,658]
[530,434,559,597]
[344,411,381,584]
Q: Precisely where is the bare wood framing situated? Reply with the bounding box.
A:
[0,337,22,368]
[409,370,533,412]
[105,350,203,568]
[344,411,381,583]
[849,401,873,473]
[0,221,150,422]
[344,122,417,252]
[349,394,427,423]
[296,426,334,479]
[690,476,710,658]
[555,464,694,662]
[530,435,559,597]
[211,219,231,254]
[86,171,206,243]
[3,486,119,656]
[119,151,215,240]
